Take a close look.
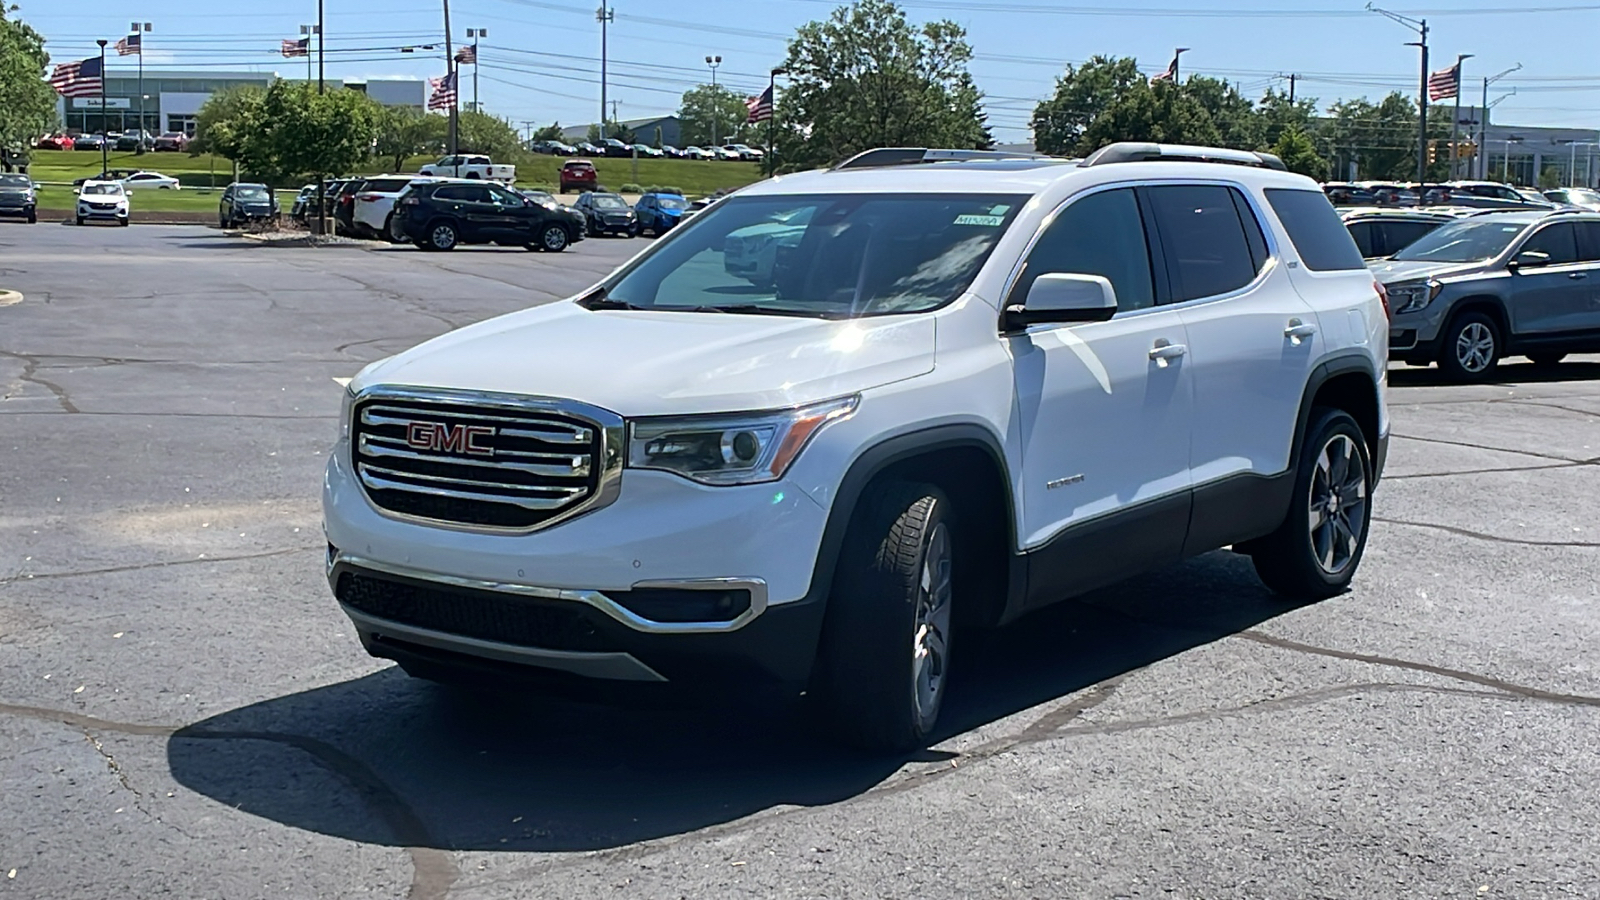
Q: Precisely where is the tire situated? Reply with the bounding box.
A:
[1528,352,1566,367]
[75,216,84,226]
[119,217,129,227]
[384,213,405,244]
[814,482,955,753]
[426,221,458,251]
[465,172,480,180]
[27,212,37,224]
[538,224,569,252]
[1248,408,1373,601]
[1438,310,1501,382]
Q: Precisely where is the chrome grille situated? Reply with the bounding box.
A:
[351,390,621,531]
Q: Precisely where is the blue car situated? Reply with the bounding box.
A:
[633,192,688,236]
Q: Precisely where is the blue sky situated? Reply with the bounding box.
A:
[25,0,1600,140]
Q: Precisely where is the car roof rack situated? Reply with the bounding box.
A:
[1080,141,1288,172]
[832,147,1065,171]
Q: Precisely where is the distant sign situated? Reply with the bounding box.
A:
[71,97,132,109]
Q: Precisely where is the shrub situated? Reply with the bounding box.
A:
[619,182,643,194]
[643,184,684,195]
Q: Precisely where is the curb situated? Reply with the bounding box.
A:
[0,290,22,307]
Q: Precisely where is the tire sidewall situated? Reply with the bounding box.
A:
[1290,410,1373,593]
[1440,310,1501,381]
[541,224,568,252]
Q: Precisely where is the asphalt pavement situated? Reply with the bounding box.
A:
[1,223,1597,899]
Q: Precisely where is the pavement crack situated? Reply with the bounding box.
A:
[1374,516,1600,548]
[0,349,79,412]
[0,544,321,588]
[1385,460,1596,480]
[1388,431,1582,463]
[1496,399,1600,420]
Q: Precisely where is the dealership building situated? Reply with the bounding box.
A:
[58,68,427,137]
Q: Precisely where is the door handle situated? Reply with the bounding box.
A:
[1148,340,1187,365]
[1284,319,1319,342]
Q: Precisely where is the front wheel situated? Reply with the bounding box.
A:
[814,482,954,753]
[538,224,569,252]
[1438,311,1501,382]
[75,216,84,226]
[426,221,458,251]
[1248,408,1372,601]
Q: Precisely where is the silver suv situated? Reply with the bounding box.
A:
[1375,209,1600,380]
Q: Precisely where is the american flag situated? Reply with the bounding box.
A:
[454,45,476,65]
[428,71,458,111]
[48,56,104,98]
[115,33,141,56]
[745,86,773,124]
[281,37,309,58]
[1427,62,1460,101]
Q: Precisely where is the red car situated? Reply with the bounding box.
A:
[36,134,75,150]
[559,158,598,194]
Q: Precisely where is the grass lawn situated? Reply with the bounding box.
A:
[26,149,765,200]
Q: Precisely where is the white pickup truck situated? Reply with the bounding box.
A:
[416,154,516,183]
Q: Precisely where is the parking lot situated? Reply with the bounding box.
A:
[2,223,1598,898]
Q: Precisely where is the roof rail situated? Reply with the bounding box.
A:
[1081,142,1289,172]
[833,147,1061,171]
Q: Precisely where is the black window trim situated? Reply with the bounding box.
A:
[1138,182,1279,309]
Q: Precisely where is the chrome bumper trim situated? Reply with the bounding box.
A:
[328,551,769,634]
[342,605,667,682]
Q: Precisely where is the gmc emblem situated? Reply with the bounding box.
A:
[406,421,495,457]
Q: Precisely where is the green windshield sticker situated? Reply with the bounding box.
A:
[989,205,1011,215]
[954,214,1005,226]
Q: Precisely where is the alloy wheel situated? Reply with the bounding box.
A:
[1455,322,1496,374]
[1307,434,1368,576]
[541,225,568,251]
[912,519,953,732]
[430,224,457,250]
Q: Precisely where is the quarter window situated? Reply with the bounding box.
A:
[1013,188,1155,313]
[1146,185,1266,302]
[1265,188,1368,272]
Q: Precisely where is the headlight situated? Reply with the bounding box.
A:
[338,386,356,444]
[628,396,857,485]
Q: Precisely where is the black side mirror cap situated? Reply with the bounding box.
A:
[1002,303,1116,332]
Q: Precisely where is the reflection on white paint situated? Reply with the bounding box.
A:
[831,325,865,353]
[332,377,353,388]
[1055,328,1112,394]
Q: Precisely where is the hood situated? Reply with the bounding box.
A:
[1369,258,1486,284]
[351,300,937,416]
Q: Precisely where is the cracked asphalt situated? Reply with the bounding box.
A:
[2,224,1598,899]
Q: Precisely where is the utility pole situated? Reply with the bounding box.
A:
[466,27,485,112]
[1288,73,1296,104]
[706,55,722,145]
[1479,64,1520,180]
[444,0,457,155]
[96,40,108,175]
[1368,6,1430,185]
[597,4,613,140]
[317,0,325,92]
[1448,53,1473,180]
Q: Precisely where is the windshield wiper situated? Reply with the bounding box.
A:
[578,289,647,311]
[677,304,849,318]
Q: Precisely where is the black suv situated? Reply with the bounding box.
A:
[218,182,278,228]
[573,191,637,237]
[395,181,585,252]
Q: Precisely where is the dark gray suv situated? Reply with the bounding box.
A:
[1374,210,1600,380]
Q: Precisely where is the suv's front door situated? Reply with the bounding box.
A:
[1508,222,1588,336]
[1010,186,1194,607]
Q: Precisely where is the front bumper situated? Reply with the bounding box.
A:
[322,448,832,686]
[0,203,34,217]
[78,205,127,220]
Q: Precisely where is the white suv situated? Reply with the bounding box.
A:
[324,143,1390,751]
[352,175,445,242]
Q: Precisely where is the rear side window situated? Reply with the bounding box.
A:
[433,184,490,202]
[363,178,411,193]
[1145,184,1263,302]
[1380,220,1441,258]
[1576,223,1600,261]
[1265,188,1367,272]
[1346,221,1377,258]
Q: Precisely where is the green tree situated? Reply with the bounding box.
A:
[456,109,525,160]
[239,81,379,183]
[530,122,565,142]
[1256,87,1319,149]
[677,83,750,147]
[1271,125,1328,180]
[1029,56,1146,156]
[774,0,989,170]
[1182,75,1261,149]
[189,84,266,164]
[1079,79,1223,151]
[374,105,444,172]
[0,8,58,166]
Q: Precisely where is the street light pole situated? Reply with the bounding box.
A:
[317,0,324,93]
[466,28,486,112]
[1172,47,1190,83]
[706,55,722,146]
[1478,64,1520,179]
[96,40,108,175]
[767,66,786,177]
[131,22,151,153]
[443,0,457,155]
[1368,5,1430,185]
[597,4,613,140]
[1448,53,1473,180]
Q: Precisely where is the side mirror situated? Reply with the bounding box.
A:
[1510,250,1551,271]
[1004,273,1118,331]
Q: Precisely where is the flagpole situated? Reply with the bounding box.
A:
[473,39,479,113]
[135,26,144,154]
[444,0,457,156]
[1448,54,1473,180]
[96,40,108,174]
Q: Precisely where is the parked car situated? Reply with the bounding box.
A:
[119,170,181,191]
[598,138,632,159]
[73,168,139,188]
[75,180,129,226]
[330,178,368,235]
[629,144,664,159]
[1322,182,1377,207]
[1544,188,1600,211]
[152,132,188,152]
[1444,180,1526,203]
[324,141,1389,752]
[559,158,598,193]
[1375,208,1600,379]
[660,145,685,159]
[73,134,107,152]
[682,146,712,160]
[575,141,605,156]
[722,143,764,162]
[354,175,444,242]
[218,182,279,228]
[1341,208,1457,261]
[36,134,73,151]
[417,154,516,183]
[572,191,636,236]
[1517,187,1554,205]
[0,173,38,224]
[531,139,578,156]
[393,179,584,252]
[289,184,318,222]
[114,130,154,152]
[632,191,688,236]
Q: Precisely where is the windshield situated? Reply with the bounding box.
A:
[604,193,1025,318]
[657,196,688,210]
[592,195,628,210]
[1392,218,1528,263]
[82,183,123,196]
[0,175,29,188]
[235,186,270,200]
